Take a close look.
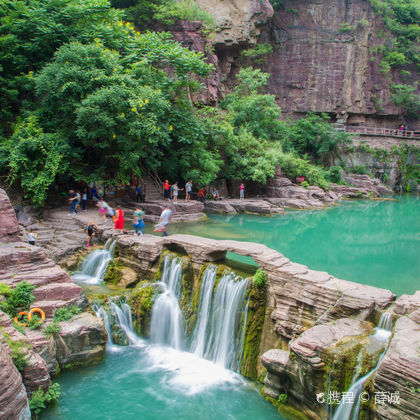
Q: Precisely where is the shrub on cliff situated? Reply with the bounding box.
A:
[0,280,35,317]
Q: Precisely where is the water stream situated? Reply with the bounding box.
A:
[44,259,281,419]
[331,312,393,420]
[72,239,116,284]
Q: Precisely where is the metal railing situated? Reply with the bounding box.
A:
[344,126,420,139]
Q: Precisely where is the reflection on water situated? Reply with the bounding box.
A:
[167,196,420,296]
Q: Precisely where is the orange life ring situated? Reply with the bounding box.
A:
[14,311,28,327]
[28,308,46,322]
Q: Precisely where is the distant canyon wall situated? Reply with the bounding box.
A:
[180,0,417,128]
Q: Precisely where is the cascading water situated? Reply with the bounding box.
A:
[190,265,217,357]
[201,272,249,369]
[149,256,185,350]
[92,299,144,349]
[73,239,116,284]
[331,311,393,420]
[149,257,250,371]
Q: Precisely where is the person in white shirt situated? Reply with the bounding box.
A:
[28,229,37,245]
[155,207,172,236]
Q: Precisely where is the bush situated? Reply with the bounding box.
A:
[278,393,288,404]
[0,282,12,296]
[0,281,35,317]
[352,165,369,175]
[253,269,267,289]
[27,314,43,330]
[53,306,81,322]
[326,166,343,183]
[30,383,60,416]
[0,329,29,371]
[42,321,60,338]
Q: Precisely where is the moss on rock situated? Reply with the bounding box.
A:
[128,282,160,337]
[240,271,268,380]
[104,259,123,285]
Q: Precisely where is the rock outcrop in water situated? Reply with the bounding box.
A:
[0,189,107,415]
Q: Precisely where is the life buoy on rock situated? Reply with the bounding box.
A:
[28,308,45,321]
[14,311,28,327]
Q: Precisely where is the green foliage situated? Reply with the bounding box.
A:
[339,23,354,32]
[53,306,82,322]
[30,383,60,416]
[3,116,65,206]
[42,321,60,338]
[352,165,369,175]
[153,0,215,27]
[0,281,35,317]
[278,393,288,404]
[301,181,309,189]
[27,314,43,330]
[357,18,369,28]
[389,82,420,119]
[0,282,12,296]
[281,112,351,165]
[1,329,29,371]
[252,269,267,288]
[384,51,407,67]
[242,43,273,65]
[326,166,343,183]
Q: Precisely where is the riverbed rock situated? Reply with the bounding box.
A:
[204,201,237,214]
[374,314,420,420]
[0,189,22,243]
[118,267,138,288]
[262,318,379,419]
[55,313,107,368]
[393,291,420,316]
[0,337,31,420]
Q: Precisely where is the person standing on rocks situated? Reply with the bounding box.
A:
[97,197,108,221]
[155,207,172,237]
[84,221,97,247]
[163,180,170,201]
[240,183,245,200]
[28,229,37,246]
[133,208,145,236]
[172,182,182,202]
[68,189,78,215]
[114,206,125,231]
[135,184,142,203]
[185,180,193,201]
[82,188,88,211]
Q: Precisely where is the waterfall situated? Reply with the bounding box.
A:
[332,312,393,420]
[190,265,217,357]
[72,239,116,284]
[149,256,185,350]
[92,298,143,349]
[149,256,250,371]
[203,272,249,369]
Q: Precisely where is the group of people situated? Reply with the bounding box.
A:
[162,180,246,202]
[68,189,88,215]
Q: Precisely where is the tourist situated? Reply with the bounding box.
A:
[91,185,98,201]
[75,190,82,212]
[97,197,108,221]
[240,183,245,200]
[27,229,37,246]
[133,208,145,236]
[212,187,219,201]
[81,188,88,211]
[172,182,182,202]
[198,187,206,203]
[155,207,172,237]
[68,189,78,215]
[135,184,142,203]
[185,180,193,201]
[114,206,125,231]
[163,180,170,200]
[84,222,97,247]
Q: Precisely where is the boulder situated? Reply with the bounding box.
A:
[0,189,22,243]
[118,267,138,288]
[374,314,420,420]
[0,338,31,420]
[204,201,237,214]
[55,313,107,368]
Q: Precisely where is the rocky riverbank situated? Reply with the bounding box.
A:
[0,189,107,418]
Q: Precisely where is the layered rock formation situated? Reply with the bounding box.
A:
[0,337,31,420]
[0,189,107,415]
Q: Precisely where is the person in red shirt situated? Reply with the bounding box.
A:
[163,180,170,200]
[114,206,125,231]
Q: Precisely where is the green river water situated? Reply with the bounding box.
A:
[43,196,419,420]
[169,195,420,296]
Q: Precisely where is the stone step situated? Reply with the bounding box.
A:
[33,282,83,303]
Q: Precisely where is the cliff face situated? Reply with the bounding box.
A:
[189,0,411,127]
